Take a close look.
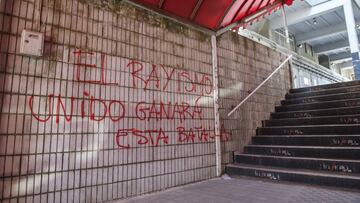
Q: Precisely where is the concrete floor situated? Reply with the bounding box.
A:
[115,176,360,203]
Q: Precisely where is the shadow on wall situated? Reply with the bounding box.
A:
[5,119,105,199]
[217,32,291,161]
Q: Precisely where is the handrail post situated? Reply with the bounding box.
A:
[228,55,293,117]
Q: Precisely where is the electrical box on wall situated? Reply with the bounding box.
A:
[20,30,44,57]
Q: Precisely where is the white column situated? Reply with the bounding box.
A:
[343,0,360,79]
[281,7,290,45]
[282,6,295,88]
[211,35,222,177]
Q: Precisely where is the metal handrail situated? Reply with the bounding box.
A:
[228,54,293,117]
[237,29,347,82]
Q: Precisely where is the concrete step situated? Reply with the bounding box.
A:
[252,135,360,147]
[226,163,360,189]
[244,145,360,159]
[257,124,360,135]
[282,92,360,105]
[275,98,360,112]
[263,115,360,127]
[271,106,360,119]
[228,81,360,190]
[289,80,360,94]
[286,85,360,99]
[235,154,360,174]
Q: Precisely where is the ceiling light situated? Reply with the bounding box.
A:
[313,18,317,25]
[297,44,303,48]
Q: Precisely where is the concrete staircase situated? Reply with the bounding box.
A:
[226,80,360,189]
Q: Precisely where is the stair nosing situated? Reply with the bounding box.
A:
[246,144,360,150]
[267,114,360,121]
[255,135,360,138]
[259,124,360,128]
[227,163,360,179]
[285,91,360,102]
[288,84,360,95]
[235,153,360,163]
[278,98,360,108]
[272,105,360,115]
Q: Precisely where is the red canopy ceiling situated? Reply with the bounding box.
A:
[128,0,294,32]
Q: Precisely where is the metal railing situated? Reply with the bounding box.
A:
[237,29,348,83]
[228,54,293,117]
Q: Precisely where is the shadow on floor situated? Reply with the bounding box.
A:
[113,176,360,203]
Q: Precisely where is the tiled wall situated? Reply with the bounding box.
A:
[0,0,290,202]
[217,33,291,165]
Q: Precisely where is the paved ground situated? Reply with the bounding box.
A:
[115,176,360,203]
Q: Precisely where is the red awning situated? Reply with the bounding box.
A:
[128,0,294,33]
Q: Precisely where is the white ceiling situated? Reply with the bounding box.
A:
[306,0,331,6]
[255,0,360,63]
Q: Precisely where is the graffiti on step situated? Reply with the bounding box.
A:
[301,98,316,103]
[28,50,231,148]
[254,170,280,180]
[269,149,291,156]
[311,87,321,91]
[293,112,312,118]
[283,129,303,135]
[320,163,353,173]
[339,117,360,124]
[331,138,360,146]
[345,101,360,107]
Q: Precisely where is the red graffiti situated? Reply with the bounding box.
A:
[127,60,212,95]
[30,50,232,150]
[135,100,202,123]
[162,64,175,91]
[29,94,75,123]
[177,124,231,144]
[73,50,118,85]
[73,50,212,96]
[55,94,75,123]
[177,126,210,143]
[115,125,231,149]
[29,94,54,122]
[115,128,169,149]
[29,91,125,123]
[219,124,232,142]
